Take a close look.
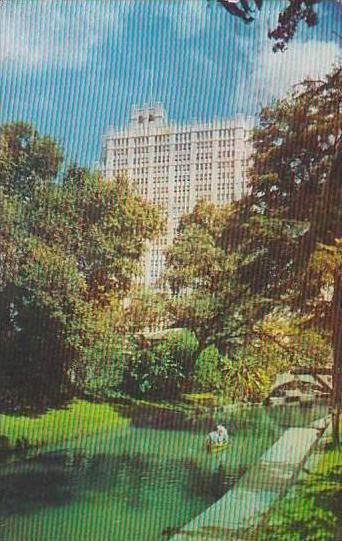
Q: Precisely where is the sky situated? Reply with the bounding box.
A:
[0,0,340,167]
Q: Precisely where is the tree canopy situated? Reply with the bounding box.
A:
[243,64,342,441]
[166,64,341,436]
[0,122,63,197]
[0,127,165,411]
[214,0,321,51]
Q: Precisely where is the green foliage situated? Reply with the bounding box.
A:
[246,66,342,311]
[250,446,342,541]
[119,287,168,334]
[0,188,22,289]
[165,200,254,353]
[252,67,342,319]
[222,353,271,403]
[166,65,340,414]
[221,316,332,403]
[169,328,199,368]
[0,284,74,412]
[79,336,131,399]
[126,330,199,398]
[0,122,165,412]
[0,122,63,197]
[26,172,165,303]
[250,314,332,372]
[193,345,222,392]
[246,65,342,439]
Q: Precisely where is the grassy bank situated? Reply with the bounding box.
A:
[0,394,215,452]
[0,399,129,450]
[243,425,342,541]
[0,393,215,452]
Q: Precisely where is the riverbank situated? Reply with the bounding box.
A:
[0,399,129,451]
[0,400,334,541]
[244,425,341,541]
[0,395,329,454]
[0,391,247,452]
[0,394,216,454]
[1,400,307,541]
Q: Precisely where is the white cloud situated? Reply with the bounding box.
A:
[252,39,341,102]
[0,0,132,70]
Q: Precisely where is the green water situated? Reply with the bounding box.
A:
[0,403,327,541]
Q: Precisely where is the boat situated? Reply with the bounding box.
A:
[207,441,229,453]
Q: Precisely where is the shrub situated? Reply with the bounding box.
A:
[167,329,199,374]
[80,336,131,399]
[125,329,198,398]
[193,345,222,392]
[222,354,271,402]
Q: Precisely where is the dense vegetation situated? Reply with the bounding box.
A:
[0,68,340,446]
[0,123,164,411]
[166,64,341,439]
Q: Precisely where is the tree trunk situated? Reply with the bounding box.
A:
[329,138,342,447]
[331,269,342,447]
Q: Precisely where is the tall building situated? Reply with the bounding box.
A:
[101,105,253,287]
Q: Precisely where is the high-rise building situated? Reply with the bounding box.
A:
[101,105,253,287]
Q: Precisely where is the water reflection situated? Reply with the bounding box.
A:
[127,401,327,433]
[0,467,74,515]
[1,449,219,516]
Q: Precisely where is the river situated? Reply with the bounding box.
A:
[0,402,328,541]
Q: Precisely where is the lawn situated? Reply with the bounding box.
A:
[0,399,129,450]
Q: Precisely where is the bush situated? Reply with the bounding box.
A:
[0,287,72,413]
[80,336,131,399]
[193,345,222,392]
[125,329,198,398]
[222,353,271,402]
[167,329,199,374]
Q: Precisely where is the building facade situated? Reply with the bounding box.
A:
[101,105,253,287]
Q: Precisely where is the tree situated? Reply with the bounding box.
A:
[214,1,321,51]
[0,122,63,197]
[164,200,267,354]
[166,66,340,435]
[241,65,342,442]
[0,125,165,411]
[165,203,331,400]
[0,284,73,412]
[0,187,21,290]
[0,226,86,410]
[25,171,164,304]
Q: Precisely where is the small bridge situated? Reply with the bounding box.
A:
[268,367,332,402]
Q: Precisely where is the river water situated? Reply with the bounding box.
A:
[0,402,327,541]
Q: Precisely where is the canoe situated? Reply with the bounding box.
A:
[207,441,229,453]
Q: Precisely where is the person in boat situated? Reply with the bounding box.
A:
[216,424,229,444]
[207,424,229,447]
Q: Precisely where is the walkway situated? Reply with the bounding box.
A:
[170,416,329,541]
